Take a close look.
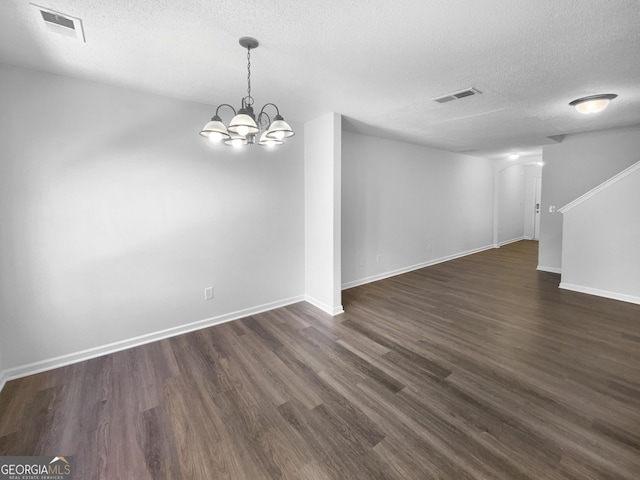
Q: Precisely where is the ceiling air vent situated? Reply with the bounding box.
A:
[432,87,482,104]
[31,4,86,42]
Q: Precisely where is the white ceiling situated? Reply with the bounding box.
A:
[2,0,639,160]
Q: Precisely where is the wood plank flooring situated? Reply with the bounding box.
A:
[1,240,639,479]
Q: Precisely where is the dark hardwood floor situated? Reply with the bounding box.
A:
[1,240,639,479]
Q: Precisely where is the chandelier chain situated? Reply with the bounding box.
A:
[246,47,253,105]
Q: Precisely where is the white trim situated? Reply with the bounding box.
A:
[559,283,640,306]
[342,244,495,290]
[559,160,640,213]
[498,236,525,247]
[537,265,562,274]
[0,295,305,391]
[496,161,544,172]
[304,295,344,316]
[0,369,9,394]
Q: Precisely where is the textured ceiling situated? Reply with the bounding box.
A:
[1,0,639,160]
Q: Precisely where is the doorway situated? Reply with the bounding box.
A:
[533,176,542,240]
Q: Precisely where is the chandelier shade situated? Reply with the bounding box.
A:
[258,130,283,147]
[200,37,294,148]
[228,111,259,136]
[199,115,231,143]
[225,135,248,147]
[265,115,295,140]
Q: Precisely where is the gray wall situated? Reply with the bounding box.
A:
[560,165,640,302]
[0,342,4,387]
[497,164,525,244]
[539,124,640,271]
[304,113,343,314]
[341,131,495,287]
[0,63,305,370]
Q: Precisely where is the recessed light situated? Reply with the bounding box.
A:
[569,94,617,114]
[509,153,520,160]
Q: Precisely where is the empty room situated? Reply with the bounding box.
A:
[1,1,639,479]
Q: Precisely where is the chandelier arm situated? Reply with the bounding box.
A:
[214,103,237,118]
[258,103,281,118]
[256,111,272,129]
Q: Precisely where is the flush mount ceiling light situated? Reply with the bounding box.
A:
[200,37,294,148]
[569,94,617,114]
[508,153,520,160]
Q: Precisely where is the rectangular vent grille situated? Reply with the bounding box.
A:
[31,4,86,42]
[432,87,482,104]
[41,10,75,30]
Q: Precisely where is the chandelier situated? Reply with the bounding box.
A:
[199,37,294,148]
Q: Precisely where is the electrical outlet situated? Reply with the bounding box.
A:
[427,244,432,252]
[204,286,214,300]
[360,257,365,266]
[376,255,382,263]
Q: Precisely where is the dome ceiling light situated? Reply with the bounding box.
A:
[569,94,617,115]
[200,37,294,148]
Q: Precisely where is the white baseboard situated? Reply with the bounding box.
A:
[304,295,344,316]
[498,236,525,247]
[0,369,9,395]
[342,244,495,290]
[0,295,306,393]
[559,283,640,306]
[537,265,562,274]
